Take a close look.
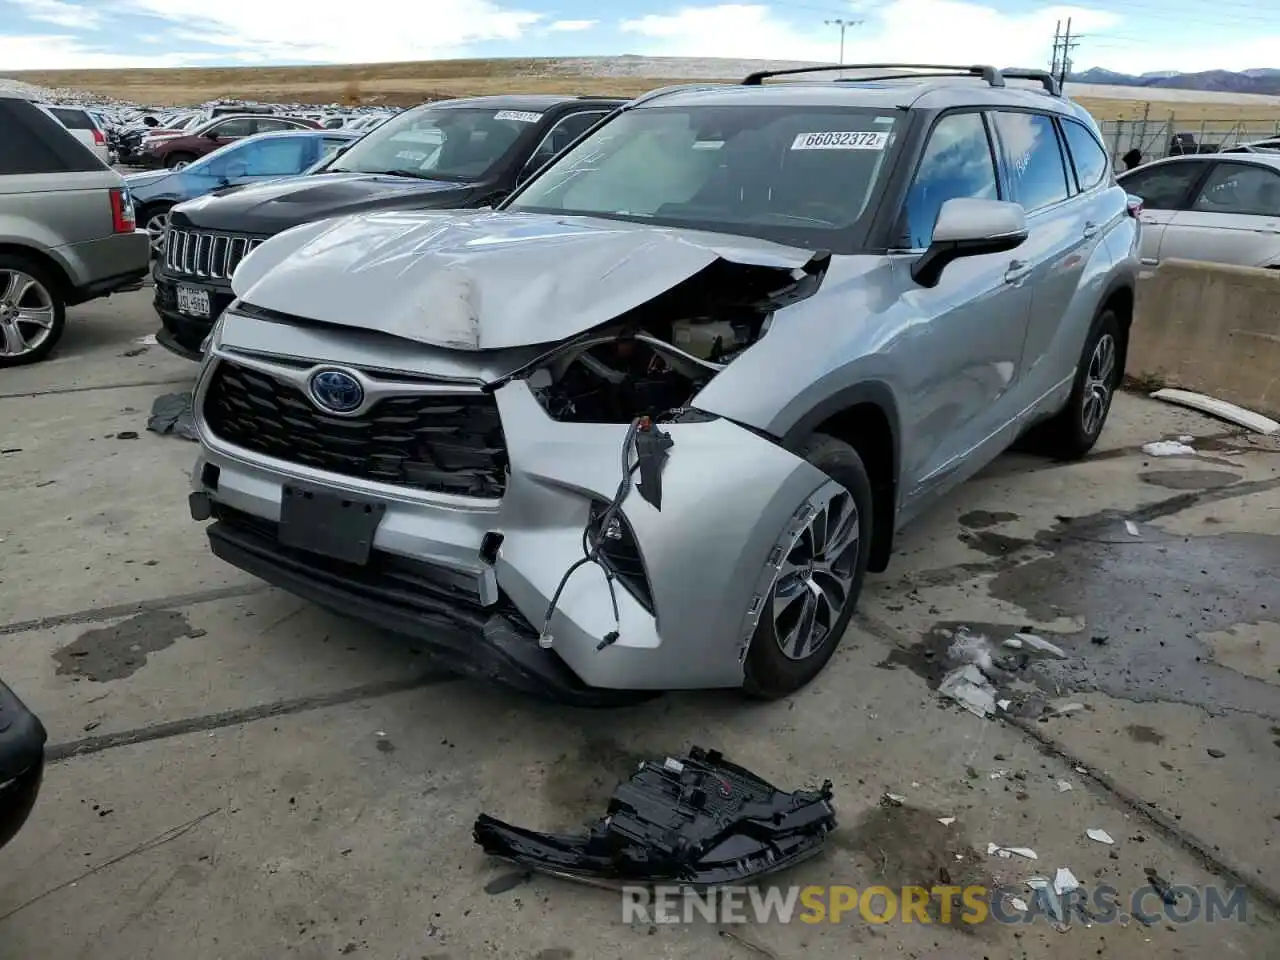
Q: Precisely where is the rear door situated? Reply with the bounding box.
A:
[1116,158,1211,265]
[1157,159,1280,267]
[989,111,1104,397]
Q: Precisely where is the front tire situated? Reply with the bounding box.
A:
[0,256,67,367]
[743,433,874,699]
[1025,309,1123,460]
[140,203,172,257]
[165,153,195,170]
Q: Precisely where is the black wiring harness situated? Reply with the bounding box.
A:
[539,417,644,652]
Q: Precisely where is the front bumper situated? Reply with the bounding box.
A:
[0,680,46,851]
[190,346,829,696]
[153,272,233,358]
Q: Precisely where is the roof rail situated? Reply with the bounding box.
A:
[626,83,731,108]
[742,63,1005,86]
[998,69,1062,96]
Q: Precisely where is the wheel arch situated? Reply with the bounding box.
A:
[779,381,901,574]
[1097,279,1134,377]
[0,243,72,297]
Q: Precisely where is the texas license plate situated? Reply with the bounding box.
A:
[176,285,210,318]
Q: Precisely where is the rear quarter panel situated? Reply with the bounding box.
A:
[0,171,126,286]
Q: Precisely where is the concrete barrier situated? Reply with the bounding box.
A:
[1131,258,1280,418]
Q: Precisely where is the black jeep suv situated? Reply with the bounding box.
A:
[154,94,624,358]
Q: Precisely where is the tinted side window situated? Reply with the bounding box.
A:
[239,137,310,176]
[1119,161,1205,209]
[212,118,254,138]
[524,111,609,176]
[0,100,101,174]
[49,107,94,130]
[903,112,998,248]
[993,112,1070,212]
[254,118,296,133]
[1191,163,1280,216]
[1061,119,1109,191]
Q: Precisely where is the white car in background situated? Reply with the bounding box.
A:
[1119,152,1280,268]
[38,104,111,165]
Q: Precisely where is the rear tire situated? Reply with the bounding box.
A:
[1022,309,1122,461]
[0,255,67,368]
[742,433,874,699]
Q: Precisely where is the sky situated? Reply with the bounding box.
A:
[0,0,1277,75]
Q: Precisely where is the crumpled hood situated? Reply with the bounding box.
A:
[231,210,817,350]
[170,172,474,234]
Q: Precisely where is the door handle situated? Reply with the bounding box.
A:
[1253,227,1280,235]
[1004,259,1032,283]
[1082,221,1099,239]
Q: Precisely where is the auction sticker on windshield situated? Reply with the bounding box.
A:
[494,110,542,123]
[791,131,888,150]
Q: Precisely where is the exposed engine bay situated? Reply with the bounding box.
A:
[520,253,829,424]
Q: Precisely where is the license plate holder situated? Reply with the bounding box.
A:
[278,484,386,565]
[176,284,211,318]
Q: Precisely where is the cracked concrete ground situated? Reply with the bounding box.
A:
[2,292,1279,960]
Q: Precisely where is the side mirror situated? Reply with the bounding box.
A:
[203,129,221,140]
[911,198,1028,288]
[224,161,248,180]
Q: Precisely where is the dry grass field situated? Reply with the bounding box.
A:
[11,58,1280,124]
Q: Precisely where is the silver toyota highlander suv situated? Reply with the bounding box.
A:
[187,65,1140,704]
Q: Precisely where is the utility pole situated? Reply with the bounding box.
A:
[1059,16,1081,89]
[824,18,861,63]
[1050,19,1062,79]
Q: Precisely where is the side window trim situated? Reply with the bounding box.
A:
[893,108,1002,252]
[1060,117,1109,194]
[1053,117,1080,195]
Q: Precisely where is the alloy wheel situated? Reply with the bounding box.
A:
[0,270,56,359]
[772,486,861,661]
[145,212,169,254]
[1081,332,1117,437]
[172,160,189,170]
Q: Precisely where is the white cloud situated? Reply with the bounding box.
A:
[11,0,102,28]
[0,33,214,69]
[121,0,542,63]
[621,2,1118,67]
[548,19,597,31]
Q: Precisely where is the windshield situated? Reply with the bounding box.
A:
[506,105,902,249]
[326,105,540,181]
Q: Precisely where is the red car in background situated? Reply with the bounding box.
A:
[143,114,322,170]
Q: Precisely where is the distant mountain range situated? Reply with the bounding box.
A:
[1070,67,1280,95]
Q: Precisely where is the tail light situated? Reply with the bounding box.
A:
[92,128,105,145]
[1126,194,1144,219]
[109,187,136,234]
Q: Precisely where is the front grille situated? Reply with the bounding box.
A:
[203,360,508,498]
[164,227,264,280]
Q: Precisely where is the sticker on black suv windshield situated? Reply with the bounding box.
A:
[791,131,888,150]
[495,110,543,123]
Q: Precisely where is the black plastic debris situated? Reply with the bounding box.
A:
[146,391,198,441]
[473,746,836,887]
[633,420,673,511]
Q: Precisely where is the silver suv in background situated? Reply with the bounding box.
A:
[0,95,150,366]
[189,64,1139,703]
[38,104,112,165]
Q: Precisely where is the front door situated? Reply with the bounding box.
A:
[1116,158,1211,265]
[894,110,1034,507]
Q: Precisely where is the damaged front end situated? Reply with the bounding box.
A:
[475,746,837,887]
[501,252,830,427]
[190,215,839,700]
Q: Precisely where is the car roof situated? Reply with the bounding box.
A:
[425,94,626,111]
[631,75,1094,125]
[1129,152,1280,173]
[242,128,360,141]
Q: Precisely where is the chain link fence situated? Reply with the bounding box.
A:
[1098,112,1280,165]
